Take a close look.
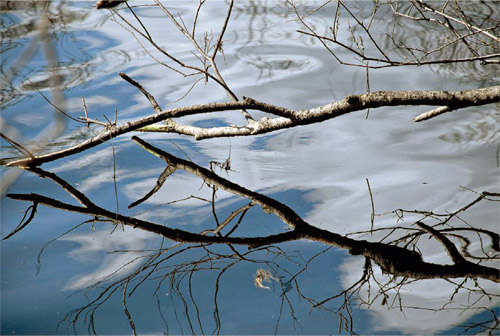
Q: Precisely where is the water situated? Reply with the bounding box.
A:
[1,1,499,335]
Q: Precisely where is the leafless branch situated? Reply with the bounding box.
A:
[5,139,499,283]
[5,84,498,168]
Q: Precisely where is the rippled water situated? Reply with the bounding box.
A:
[1,1,499,335]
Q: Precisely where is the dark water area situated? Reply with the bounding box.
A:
[1,1,499,335]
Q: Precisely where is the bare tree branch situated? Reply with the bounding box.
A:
[5,139,498,282]
[414,0,500,43]
[5,84,498,168]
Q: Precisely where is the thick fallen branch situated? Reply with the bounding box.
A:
[4,83,498,168]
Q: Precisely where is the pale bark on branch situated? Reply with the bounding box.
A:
[4,85,499,168]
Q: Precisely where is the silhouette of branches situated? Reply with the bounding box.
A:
[3,136,499,333]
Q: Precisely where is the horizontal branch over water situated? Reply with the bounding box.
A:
[4,85,499,168]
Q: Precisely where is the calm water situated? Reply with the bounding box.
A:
[1,1,499,335]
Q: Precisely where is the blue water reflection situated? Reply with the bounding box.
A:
[1,1,499,335]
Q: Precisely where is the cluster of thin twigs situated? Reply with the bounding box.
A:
[60,241,303,335]
[294,0,500,68]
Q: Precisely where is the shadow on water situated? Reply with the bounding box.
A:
[3,136,499,335]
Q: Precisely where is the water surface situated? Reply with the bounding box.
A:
[1,1,499,335]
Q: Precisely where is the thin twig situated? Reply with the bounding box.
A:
[0,132,35,160]
[366,178,375,233]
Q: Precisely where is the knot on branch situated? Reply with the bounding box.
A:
[349,241,423,274]
[346,95,360,104]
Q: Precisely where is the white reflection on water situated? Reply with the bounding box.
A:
[64,95,117,113]
[60,226,160,291]
[341,257,498,334]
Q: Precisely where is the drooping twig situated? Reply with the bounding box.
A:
[1,202,38,240]
[416,221,467,264]
[128,165,177,209]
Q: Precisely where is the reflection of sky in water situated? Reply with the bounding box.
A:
[60,226,159,290]
[1,1,499,335]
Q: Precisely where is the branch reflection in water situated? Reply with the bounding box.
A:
[4,137,499,335]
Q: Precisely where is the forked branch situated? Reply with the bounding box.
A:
[5,138,499,282]
[4,81,498,168]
